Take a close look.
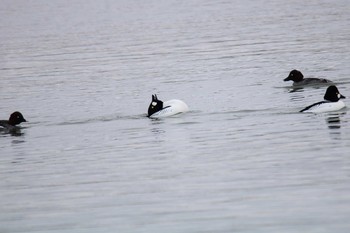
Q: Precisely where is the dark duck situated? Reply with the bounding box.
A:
[284,69,333,86]
[0,111,27,132]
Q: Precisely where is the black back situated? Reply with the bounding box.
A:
[300,101,326,112]
[147,94,163,117]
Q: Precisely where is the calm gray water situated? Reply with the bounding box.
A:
[1,0,350,232]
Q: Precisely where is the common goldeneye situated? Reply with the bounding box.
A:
[284,70,333,86]
[0,111,27,132]
[147,94,189,118]
[300,85,346,113]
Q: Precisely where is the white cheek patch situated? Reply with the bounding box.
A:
[337,94,341,98]
[152,102,157,106]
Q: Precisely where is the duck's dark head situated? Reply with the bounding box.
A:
[284,69,304,82]
[148,94,163,117]
[8,111,26,126]
[324,85,345,102]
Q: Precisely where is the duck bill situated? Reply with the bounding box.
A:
[340,94,345,99]
[284,77,291,81]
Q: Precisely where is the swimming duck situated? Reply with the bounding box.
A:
[300,85,346,113]
[0,111,27,132]
[284,70,333,86]
[147,94,189,118]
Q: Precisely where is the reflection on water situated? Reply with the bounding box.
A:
[326,112,346,141]
[326,113,342,129]
[287,87,305,103]
[287,87,304,93]
[0,127,25,137]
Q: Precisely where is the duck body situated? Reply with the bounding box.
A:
[300,85,346,113]
[292,78,333,86]
[147,95,189,118]
[300,100,345,113]
[150,99,189,118]
[284,70,333,86]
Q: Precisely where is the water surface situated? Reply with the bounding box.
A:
[1,0,350,232]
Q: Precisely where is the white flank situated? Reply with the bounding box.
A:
[304,101,345,113]
[150,99,189,118]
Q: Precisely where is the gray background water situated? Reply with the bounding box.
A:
[1,0,350,232]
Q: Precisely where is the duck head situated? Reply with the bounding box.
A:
[8,111,27,126]
[324,85,345,102]
[148,94,163,117]
[284,69,304,82]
